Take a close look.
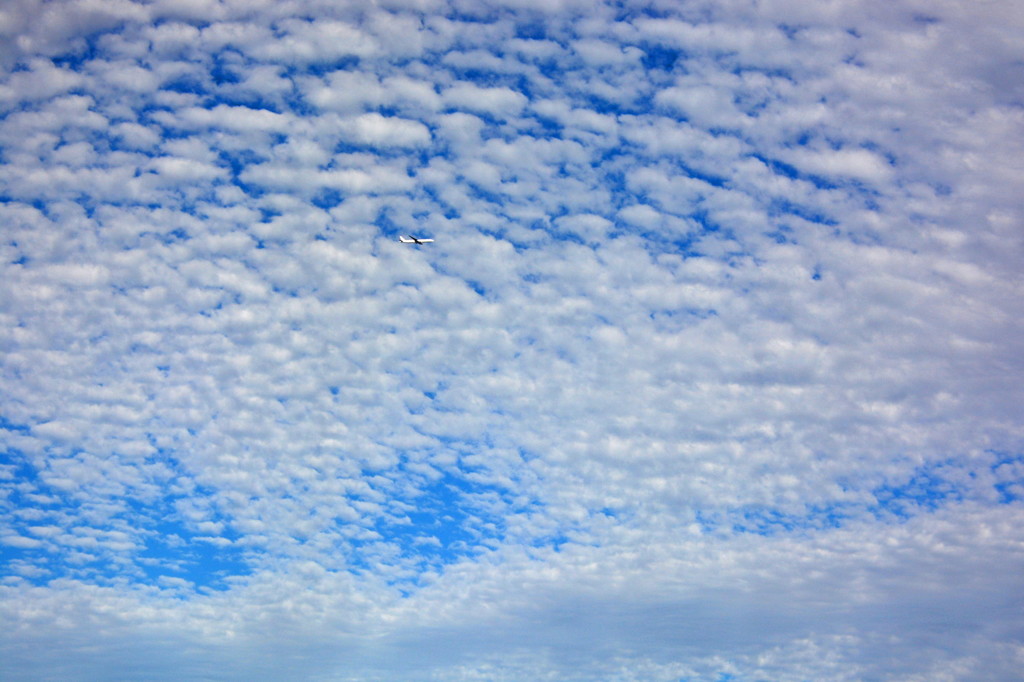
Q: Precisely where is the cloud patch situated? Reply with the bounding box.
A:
[1,0,1023,680]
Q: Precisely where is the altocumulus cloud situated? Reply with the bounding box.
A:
[2,0,1024,680]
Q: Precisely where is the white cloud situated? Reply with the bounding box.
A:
[248,18,380,63]
[171,104,293,133]
[443,82,528,118]
[655,83,750,130]
[342,112,432,147]
[0,58,83,106]
[1,0,1022,679]
[554,213,613,241]
[786,146,895,183]
[2,535,45,549]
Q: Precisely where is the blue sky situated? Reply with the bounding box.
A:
[2,0,1023,679]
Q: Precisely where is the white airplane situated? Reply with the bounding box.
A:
[398,235,434,245]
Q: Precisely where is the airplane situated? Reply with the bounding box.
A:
[398,236,434,245]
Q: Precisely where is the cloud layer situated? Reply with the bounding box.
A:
[2,0,1023,679]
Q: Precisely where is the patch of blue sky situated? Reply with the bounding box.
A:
[726,503,859,536]
[135,520,251,593]
[461,181,507,211]
[570,84,645,117]
[647,307,718,333]
[511,17,552,42]
[5,247,27,266]
[1,450,38,544]
[382,478,475,553]
[988,453,1024,503]
[1,430,252,590]
[868,466,964,520]
[698,455,1023,538]
[47,37,104,72]
[682,208,732,242]
[209,54,243,88]
[879,457,1020,514]
[608,218,700,258]
[766,198,838,228]
[310,187,345,210]
[160,72,210,98]
[220,150,271,198]
[346,469,544,583]
[441,61,513,89]
[1,462,49,526]
[751,153,838,191]
[0,415,32,437]
[335,145,435,174]
[286,53,364,78]
[639,44,685,73]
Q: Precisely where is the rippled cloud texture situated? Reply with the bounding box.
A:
[2,0,1023,679]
